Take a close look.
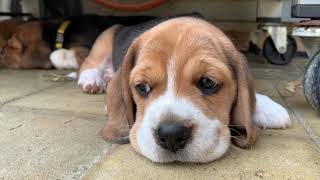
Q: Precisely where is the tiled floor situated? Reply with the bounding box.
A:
[0,55,319,179]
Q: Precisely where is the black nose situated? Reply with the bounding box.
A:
[155,121,192,152]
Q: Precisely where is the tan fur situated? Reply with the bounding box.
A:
[103,17,257,150]
[101,39,139,143]
[2,21,52,69]
[78,25,120,93]
[70,47,90,66]
[0,19,23,54]
[80,25,120,71]
[228,51,257,147]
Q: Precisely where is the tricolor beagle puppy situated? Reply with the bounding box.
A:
[0,19,23,56]
[79,14,291,163]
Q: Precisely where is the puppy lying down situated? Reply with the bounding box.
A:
[79,14,291,163]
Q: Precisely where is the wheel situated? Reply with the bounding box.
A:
[263,36,297,65]
[248,41,261,55]
[303,50,320,112]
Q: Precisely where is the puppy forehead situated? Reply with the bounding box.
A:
[134,17,233,77]
[142,19,221,52]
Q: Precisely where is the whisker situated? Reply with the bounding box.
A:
[229,127,244,137]
[229,144,260,156]
[230,135,248,143]
[227,124,246,127]
[110,136,130,144]
[228,144,246,155]
[103,123,134,129]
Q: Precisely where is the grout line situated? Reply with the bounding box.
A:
[64,144,119,180]
[0,83,67,108]
[272,83,320,152]
[289,110,320,152]
[3,104,104,121]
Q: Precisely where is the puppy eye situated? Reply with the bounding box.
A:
[197,77,220,95]
[135,83,151,97]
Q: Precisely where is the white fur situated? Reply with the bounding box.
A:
[50,49,79,69]
[78,56,114,93]
[253,93,291,129]
[77,69,106,93]
[135,59,229,163]
[65,72,78,79]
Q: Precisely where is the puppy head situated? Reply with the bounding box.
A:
[1,22,52,69]
[0,19,24,64]
[103,17,257,163]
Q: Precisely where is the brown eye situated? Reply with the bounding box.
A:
[135,83,151,97]
[197,77,220,95]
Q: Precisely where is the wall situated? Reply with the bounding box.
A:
[0,0,40,20]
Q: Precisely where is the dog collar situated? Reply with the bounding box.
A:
[55,20,71,49]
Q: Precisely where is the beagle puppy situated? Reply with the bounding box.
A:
[79,14,291,163]
[0,19,23,48]
[0,19,24,65]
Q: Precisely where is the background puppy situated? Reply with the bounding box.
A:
[0,15,154,69]
[80,14,291,163]
[0,19,24,63]
[1,21,52,69]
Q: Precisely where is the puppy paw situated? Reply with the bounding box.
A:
[78,69,106,94]
[50,49,79,69]
[253,93,291,129]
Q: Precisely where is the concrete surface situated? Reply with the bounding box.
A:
[0,70,110,179]
[1,55,320,179]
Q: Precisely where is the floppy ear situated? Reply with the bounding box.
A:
[229,50,258,148]
[101,41,139,144]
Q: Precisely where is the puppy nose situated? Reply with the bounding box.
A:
[155,122,192,152]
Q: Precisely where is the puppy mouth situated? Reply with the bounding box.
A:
[133,96,231,163]
[152,133,227,163]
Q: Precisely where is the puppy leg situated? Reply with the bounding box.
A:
[50,47,89,69]
[253,93,291,129]
[78,25,119,94]
[71,47,90,66]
